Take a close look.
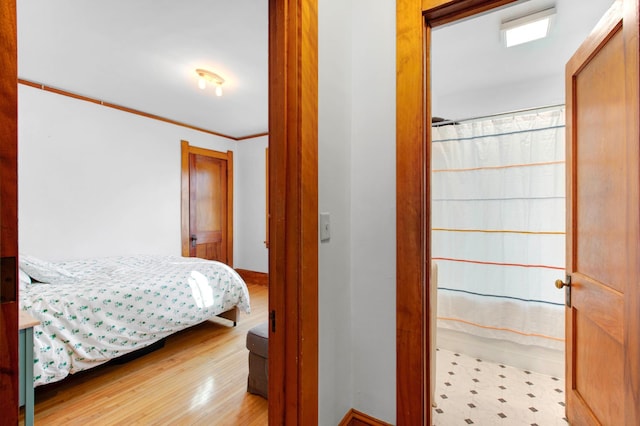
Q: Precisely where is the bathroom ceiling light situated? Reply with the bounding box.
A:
[196,68,225,97]
[501,7,556,48]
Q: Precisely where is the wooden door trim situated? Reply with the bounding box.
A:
[396,1,517,424]
[396,2,429,424]
[269,0,318,424]
[180,140,234,266]
[226,150,234,266]
[0,0,19,422]
[422,0,517,27]
[265,147,269,249]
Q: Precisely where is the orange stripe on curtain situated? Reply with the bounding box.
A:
[432,257,565,271]
[432,160,565,173]
[438,316,565,342]
[432,228,564,235]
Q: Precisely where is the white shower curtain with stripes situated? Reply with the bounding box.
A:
[432,106,566,351]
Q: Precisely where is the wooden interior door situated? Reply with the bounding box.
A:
[189,153,228,262]
[181,141,233,265]
[565,0,640,424]
[0,0,19,422]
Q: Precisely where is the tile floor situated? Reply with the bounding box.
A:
[432,348,568,425]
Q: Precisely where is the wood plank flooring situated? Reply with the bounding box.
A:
[21,283,269,426]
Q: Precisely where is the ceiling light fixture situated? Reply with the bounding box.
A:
[501,7,556,48]
[196,68,225,97]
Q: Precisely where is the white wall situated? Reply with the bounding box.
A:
[234,136,268,273]
[18,85,266,268]
[349,0,397,422]
[433,73,565,122]
[318,0,354,424]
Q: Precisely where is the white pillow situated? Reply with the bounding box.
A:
[19,268,31,285]
[18,268,31,291]
[19,254,76,283]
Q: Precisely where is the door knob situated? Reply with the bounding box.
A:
[556,275,571,307]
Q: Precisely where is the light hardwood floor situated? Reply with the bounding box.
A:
[21,282,269,426]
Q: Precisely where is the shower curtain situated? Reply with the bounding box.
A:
[431,106,565,352]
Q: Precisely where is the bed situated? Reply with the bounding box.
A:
[18,254,251,387]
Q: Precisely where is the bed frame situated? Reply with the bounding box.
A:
[217,306,239,326]
[111,307,240,365]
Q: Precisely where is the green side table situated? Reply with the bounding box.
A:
[19,311,39,426]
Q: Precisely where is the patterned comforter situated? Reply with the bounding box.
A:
[19,255,250,387]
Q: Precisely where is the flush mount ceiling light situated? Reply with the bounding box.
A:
[501,7,556,48]
[196,68,225,96]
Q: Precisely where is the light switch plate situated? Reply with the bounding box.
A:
[320,212,330,242]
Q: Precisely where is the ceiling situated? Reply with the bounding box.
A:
[17,0,613,139]
[431,0,614,117]
[17,1,268,139]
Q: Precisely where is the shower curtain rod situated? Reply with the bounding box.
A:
[432,103,566,127]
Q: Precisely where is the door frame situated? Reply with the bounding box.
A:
[398,1,640,425]
[268,0,318,423]
[0,1,318,424]
[180,140,234,265]
[0,0,19,420]
[396,1,519,424]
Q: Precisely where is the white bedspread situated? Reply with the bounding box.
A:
[19,255,250,387]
